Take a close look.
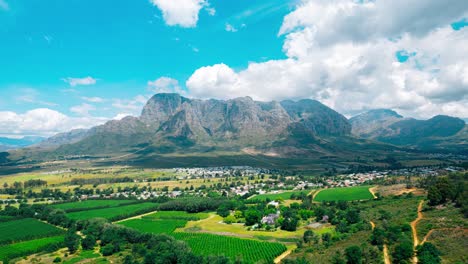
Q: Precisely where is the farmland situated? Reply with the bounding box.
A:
[0,218,64,245]
[0,235,64,263]
[313,186,374,202]
[66,202,158,221]
[172,232,287,263]
[50,199,136,212]
[119,218,188,234]
[250,190,310,202]
[143,211,209,221]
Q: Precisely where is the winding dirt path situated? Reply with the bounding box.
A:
[369,220,390,264]
[410,200,424,264]
[383,245,391,264]
[113,210,158,223]
[311,189,322,202]
[369,186,378,199]
[274,249,292,264]
[411,201,424,247]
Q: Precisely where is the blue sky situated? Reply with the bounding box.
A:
[0,0,291,118]
[0,0,467,137]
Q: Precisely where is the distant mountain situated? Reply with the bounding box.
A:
[37,129,90,149]
[7,95,466,168]
[0,136,44,151]
[350,109,467,151]
[33,93,354,158]
[350,109,403,138]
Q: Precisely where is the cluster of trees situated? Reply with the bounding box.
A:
[330,244,381,264]
[370,223,414,263]
[425,172,467,217]
[0,203,75,228]
[158,197,226,213]
[313,201,366,234]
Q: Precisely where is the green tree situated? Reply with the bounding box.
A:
[344,246,362,264]
[392,240,413,263]
[417,243,441,264]
[81,235,96,250]
[303,230,318,245]
[244,209,261,226]
[370,227,385,246]
[322,232,332,247]
[64,231,81,254]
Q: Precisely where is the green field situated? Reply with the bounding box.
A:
[0,235,64,263]
[314,186,374,202]
[67,202,158,221]
[172,233,287,263]
[250,190,309,201]
[143,211,209,221]
[119,218,187,234]
[51,199,136,211]
[0,218,64,245]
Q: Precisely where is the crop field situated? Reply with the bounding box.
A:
[172,233,287,263]
[143,211,209,221]
[250,190,310,201]
[50,199,136,212]
[313,186,374,202]
[0,235,64,263]
[0,218,64,245]
[67,202,158,221]
[119,218,188,234]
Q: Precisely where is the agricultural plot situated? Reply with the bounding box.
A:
[172,233,287,263]
[50,199,136,212]
[119,218,187,234]
[67,202,158,221]
[0,218,64,245]
[143,211,209,221]
[0,235,64,263]
[250,190,309,202]
[314,186,374,202]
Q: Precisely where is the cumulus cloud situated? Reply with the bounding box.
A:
[150,0,212,27]
[0,108,108,137]
[62,76,97,87]
[279,0,468,45]
[186,0,468,119]
[148,76,185,94]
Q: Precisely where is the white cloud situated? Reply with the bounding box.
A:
[150,0,211,28]
[225,23,238,32]
[147,77,184,94]
[0,108,108,137]
[62,76,97,87]
[186,0,468,119]
[70,103,96,116]
[81,96,105,103]
[113,113,133,120]
[279,0,468,46]
[0,0,9,11]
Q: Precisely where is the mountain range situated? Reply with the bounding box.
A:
[3,93,467,168]
[350,109,467,151]
[0,136,44,151]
